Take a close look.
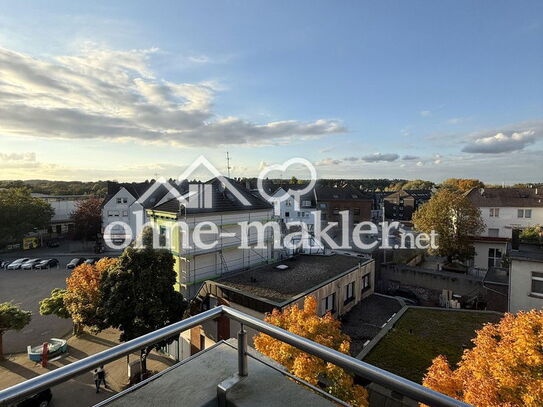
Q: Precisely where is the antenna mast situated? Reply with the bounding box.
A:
[226,151,231,177]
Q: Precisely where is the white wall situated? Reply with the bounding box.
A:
[479,206,543,238]
[509,258,543,313]
[272,188,316,232]
[472,241,509,270]
[172,209,275,289]
[102,188,137,239]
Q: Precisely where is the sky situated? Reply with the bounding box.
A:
[0,0,542,183]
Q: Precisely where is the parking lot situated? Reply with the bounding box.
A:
[0,243,119,354]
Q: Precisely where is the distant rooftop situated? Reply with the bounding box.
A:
[511,243,543,263]
[215,254,369,304]
[465,187,543,208]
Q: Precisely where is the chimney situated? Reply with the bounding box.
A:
[480,188,485,196]
[245,180,251,190]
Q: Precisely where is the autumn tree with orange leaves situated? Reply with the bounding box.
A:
[64,257,117,334]
[254,296,368,407]
[423,310,543,407]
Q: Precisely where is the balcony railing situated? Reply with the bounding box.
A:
[0,306,471,407]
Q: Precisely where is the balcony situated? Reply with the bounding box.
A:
[0,306,470,407]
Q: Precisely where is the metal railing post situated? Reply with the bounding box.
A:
[238,324,248,377]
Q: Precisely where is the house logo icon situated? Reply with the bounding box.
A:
[136,155,252,209]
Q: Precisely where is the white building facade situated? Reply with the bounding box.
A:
[509,246,543,313]
[466,188,543,270]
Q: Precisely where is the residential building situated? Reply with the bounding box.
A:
[102,181,183,243]
[383,189,432,222]
[146,177,274,297]
[465,187,543,239]
[509,244,543,313]
[368,191,392,222]
[314,184,373,225]
[269,184,317,232]
[465,187,543,270]
[31,193,88,236]
[182,254,374,359]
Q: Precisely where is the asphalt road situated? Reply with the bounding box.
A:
[0,242,119,354]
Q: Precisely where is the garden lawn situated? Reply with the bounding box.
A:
[363,308,502,383]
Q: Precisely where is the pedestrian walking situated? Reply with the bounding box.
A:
[98,365,108,390]
[93,366,108,393]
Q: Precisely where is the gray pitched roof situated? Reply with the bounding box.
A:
[466,187,543,208]
[151,177,272,215]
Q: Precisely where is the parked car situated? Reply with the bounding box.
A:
[84,257,100,265]
[66,258,86,270]
[21,258,44,270]
[0,259,8,268]
[6,258,30,270]
[15,388,52,407]
[35,259,60,270]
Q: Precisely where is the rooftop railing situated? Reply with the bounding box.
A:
[0,305,471,407]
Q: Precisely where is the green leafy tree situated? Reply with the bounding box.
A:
[413,189,484,263]
[520,225,542,242]
[0,302,32,359]
[39,289,70,319]
[72,196,103,240]
[97,246,188,376]
[0,188,54,247]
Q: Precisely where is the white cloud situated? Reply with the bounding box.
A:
[0,45,346,147]
[0,152,36,161]
[343,156,359,162]
[462,130,537,153]
[361,153,399,162]
[402,154,419,160]
[420,110,431,117]
[315,158,342,166]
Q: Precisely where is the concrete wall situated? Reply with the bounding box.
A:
[509,258,543,312]
[378,265,483,305]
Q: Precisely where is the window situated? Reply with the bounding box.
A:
[116,197,128,204]
[361,274,371,292]
[285,211,290,218]
[285,200,292,207]
[122,210,128,217]
[108,210,120,217]
[333,207,340,214]
[488,248,503,269]
[159,226,167,247]
[353,208,360,216]
[321,293,336,315]
[531,272,543,297]
[319,203,327,209]
[344,282,355,304]
[489,208,500,217]
[518,209,532,218]
[302,200,311,207]
[488,228,499,237]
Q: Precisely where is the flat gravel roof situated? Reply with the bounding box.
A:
[218,254,368,303]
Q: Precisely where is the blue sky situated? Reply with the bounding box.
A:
[0,0,541,183]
